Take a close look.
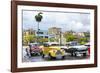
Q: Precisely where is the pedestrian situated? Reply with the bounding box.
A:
[26,48,31,58]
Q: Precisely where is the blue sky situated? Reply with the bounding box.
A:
[22,10,90,32]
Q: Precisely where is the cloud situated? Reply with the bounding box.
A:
[68,21,90,32]
[23,10,90,32]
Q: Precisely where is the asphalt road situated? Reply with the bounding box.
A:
[23,55,89,62]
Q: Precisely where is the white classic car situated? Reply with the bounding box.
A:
[63,45,88,57]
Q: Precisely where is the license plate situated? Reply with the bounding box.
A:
[56,54,62,58]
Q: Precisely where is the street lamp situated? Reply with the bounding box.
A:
[35,12,43,43]
[59,31,62,46]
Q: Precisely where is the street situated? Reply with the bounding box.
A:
[22,47,90,62]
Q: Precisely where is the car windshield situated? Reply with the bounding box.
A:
[50,44,59,46]
[31,43,39,46]
[43,43,49,47]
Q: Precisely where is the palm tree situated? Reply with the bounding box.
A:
[35,12,43,43]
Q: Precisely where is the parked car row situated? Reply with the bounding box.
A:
[25,42,90,59]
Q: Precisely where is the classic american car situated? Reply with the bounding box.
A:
[64,45,88,57]
[40,42,66,59]
[84,43,90,56]
[28,43,42,56]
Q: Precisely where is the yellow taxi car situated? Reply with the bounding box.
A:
[40,42,66,59]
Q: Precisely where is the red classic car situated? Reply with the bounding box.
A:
[84,43,90,56]
[28,43,42,56]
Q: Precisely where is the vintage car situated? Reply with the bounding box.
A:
[40,42,66,59]
[84,43,90,56]
[65,45,88,57]
[28,43,42,56]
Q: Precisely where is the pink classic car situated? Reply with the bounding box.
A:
[28,43,42,56]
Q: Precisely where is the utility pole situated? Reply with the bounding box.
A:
[35,12,43,43]
[59,31,62,46]
[37,22,39,43]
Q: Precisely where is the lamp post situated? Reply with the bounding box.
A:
[59,31,62,46]
[35,12,43,43]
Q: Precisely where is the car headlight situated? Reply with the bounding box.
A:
[61,49,65,52]
[53,50,57,53]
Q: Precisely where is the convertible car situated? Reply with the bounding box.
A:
[63,45,88,57]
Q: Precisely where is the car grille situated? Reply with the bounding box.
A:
[56,50,61,55]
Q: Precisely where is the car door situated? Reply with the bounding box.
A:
[43,44,50,55]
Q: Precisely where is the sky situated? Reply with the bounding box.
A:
[22,10,90,32]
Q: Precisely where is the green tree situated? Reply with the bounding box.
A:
[35,12,43,22]
[79,37,87,45]
[49,38,56,42]
[84,32,90,42]
[39,38,48,43]
[84,32,90,37]
[64,32,76,42]
[23,35,36,45]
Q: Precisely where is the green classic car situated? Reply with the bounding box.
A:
[40,42,66,59]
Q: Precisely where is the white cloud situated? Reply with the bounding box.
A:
[23,10,90,32]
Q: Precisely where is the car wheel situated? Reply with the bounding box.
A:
[48,53,55,60]
[71,53,74,56]
[40,51,43,55]
[62,56,65,59]
[42,54,45,58]
[30,52,33,56]
[83,53,87,57]
[74,53,77,57]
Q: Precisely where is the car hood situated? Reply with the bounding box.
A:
[49,46,61,50]
[60,46,68,49]
[69,45,87,50]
